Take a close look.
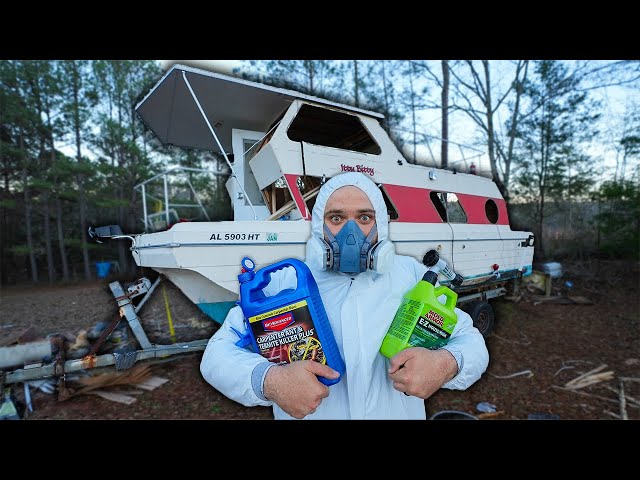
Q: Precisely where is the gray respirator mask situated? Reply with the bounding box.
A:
[304,219,395,274]
[323,220,378,274]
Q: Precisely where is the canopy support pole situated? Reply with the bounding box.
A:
[181,71,258,220]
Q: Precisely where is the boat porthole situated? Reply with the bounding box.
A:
[485,199,499,224]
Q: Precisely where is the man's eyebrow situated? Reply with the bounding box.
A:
[325,209,345,216]
[324,208,375,216]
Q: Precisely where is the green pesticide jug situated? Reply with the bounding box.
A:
[380,270,458,358]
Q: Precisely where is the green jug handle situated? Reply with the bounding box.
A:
[434,285,458,311]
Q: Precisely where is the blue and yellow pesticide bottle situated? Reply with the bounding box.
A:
[380,270,459,358]
[236,257,345,386]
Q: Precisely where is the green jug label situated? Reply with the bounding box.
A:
[248,300,326,366]
[408,309,454,349]
[385,298,424,340]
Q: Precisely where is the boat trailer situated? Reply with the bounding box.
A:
[1,276,208,387]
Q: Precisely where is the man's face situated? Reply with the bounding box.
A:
[324,186,377,240]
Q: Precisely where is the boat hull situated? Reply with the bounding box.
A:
[132,220,533,324]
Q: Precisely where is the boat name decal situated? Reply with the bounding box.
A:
[341,163,374,176]
[209,233,261,241]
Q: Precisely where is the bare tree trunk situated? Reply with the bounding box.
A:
[450,60,526,199]
[0,106,5,287]
[380,61,391,134]
[441,60,449,169]
[20,131,39,283]
[55,196,70,281]
[596,197,601,250]
[537,121,547,258]
[23,170,38,283]
[117,184,129,273]
[72,62,92,280]
[305,61,315,95]
[78,173,90,279]
[353,60,360,108]
[115,72,129,274]
[42,190,56,283]
[482,61,507,198]
[408,62,417,163]
[504,60,528,196]
[48,126,70,282]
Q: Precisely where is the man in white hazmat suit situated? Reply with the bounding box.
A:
[200,171,489,419]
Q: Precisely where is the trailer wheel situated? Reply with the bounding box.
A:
[467,301,494,337]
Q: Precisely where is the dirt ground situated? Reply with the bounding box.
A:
[1,259,638,421]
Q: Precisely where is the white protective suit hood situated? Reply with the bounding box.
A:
[305,172,395,273]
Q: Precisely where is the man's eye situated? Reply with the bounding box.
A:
[360,214,371,222]
[331,215,342,223]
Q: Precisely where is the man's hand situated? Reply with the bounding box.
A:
[388,347,458,399]
[263,361,340,419]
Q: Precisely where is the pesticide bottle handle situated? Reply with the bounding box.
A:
[252,260,300,290]
[434,285,458,311]
[246,259,305,305]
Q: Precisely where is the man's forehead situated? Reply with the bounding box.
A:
[325,185,373,208]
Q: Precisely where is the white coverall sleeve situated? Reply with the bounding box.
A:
[200,306,274,407]
[440,307,489,390]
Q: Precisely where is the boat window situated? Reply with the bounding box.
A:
[379,185,399,221]
[485,199,499,224]
[262,177,292,217]
[429,191,467,223]
[261,175,321,220]
[287,104,381,155]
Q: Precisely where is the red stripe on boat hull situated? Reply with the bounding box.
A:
[382,184,509,225]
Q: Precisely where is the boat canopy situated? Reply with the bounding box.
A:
[135,64,384,153]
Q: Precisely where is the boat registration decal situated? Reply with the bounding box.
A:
[209,233,262,241]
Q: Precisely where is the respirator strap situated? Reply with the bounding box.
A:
[323,224,340,270]
[360,223,378,271]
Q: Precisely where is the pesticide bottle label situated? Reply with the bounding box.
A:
[248,300,326,365]
[385,298,423,340]
[411,310,451,349]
